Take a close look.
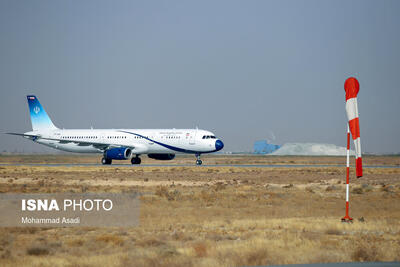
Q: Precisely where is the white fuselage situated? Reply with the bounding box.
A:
[26,128,222,155]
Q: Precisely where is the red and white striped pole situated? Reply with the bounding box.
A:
[342,77,363,222]
[342,124,353,222]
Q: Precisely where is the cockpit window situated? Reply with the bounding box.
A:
[202,135,217,139]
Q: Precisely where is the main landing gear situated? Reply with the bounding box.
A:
[131,156,141,165]
[195,154,202,166]
[101,157,112,165]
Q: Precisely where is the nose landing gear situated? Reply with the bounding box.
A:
[195,154,202,165]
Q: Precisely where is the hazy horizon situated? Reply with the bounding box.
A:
[1,1,399,154]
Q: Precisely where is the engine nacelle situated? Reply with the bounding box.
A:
[147,153,175,160]
[105,147,132,160]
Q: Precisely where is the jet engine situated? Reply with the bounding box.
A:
[105,147,132,160]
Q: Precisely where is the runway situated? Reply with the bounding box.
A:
[0,163,399,168]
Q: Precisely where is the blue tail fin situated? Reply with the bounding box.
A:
[27,95,58,131]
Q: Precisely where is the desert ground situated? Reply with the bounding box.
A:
[0,154,399,266]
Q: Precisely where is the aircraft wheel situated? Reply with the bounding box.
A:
[196,159,202,165]
[102,157,112,165]
[131,157,141,165]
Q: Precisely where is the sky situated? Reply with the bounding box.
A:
[0,0,399,153]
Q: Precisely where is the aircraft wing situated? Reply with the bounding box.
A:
[5,132,135,152]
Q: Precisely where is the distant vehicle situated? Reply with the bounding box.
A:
[7,95,224,165]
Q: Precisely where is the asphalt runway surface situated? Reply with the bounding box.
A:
[0,163,399,168]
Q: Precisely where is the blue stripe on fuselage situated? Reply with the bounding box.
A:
[119,131,217,154]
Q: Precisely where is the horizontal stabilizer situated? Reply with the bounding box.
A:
[4,132,40,141]
[5,132,39,137]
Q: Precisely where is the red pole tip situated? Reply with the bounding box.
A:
[344,77,360,100]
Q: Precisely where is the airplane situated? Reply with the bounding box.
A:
[6,95,224,165]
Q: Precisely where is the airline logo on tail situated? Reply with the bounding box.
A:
[27,95,58,131]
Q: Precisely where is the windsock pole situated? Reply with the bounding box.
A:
[342,77,362,222]
[342,124,353,222]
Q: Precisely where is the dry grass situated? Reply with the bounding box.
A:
[0,155,399,266]
[192,242,208,257]
[26,245,50,256]
[95,234,125,246]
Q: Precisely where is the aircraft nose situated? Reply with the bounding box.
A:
[215,140,224,151]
